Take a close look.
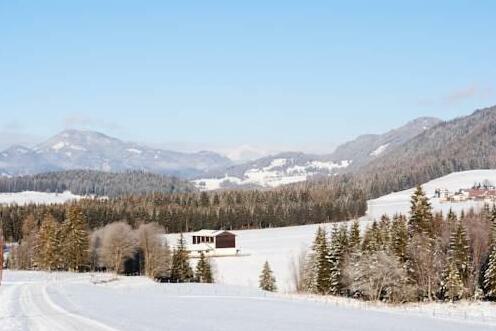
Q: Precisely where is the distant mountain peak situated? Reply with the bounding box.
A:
[1,130,232,178]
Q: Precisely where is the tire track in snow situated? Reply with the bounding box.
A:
[15,281,121,331]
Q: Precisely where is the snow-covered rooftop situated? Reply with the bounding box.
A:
[192,229,235,237]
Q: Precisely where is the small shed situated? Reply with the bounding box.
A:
[192,230,236,249]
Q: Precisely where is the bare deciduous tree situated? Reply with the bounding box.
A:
[101,222,136,274]
[136,222,171,278]
[346,251,415,303]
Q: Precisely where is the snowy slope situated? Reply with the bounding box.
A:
[1,271,494,331]
[0,191,82,205]
[177,170,496,291]
[367,169,496,219]
[193,158,350,190]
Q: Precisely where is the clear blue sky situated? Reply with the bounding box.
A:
[0,1,495,158]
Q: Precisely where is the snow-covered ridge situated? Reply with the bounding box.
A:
[0,191,82,205]
[370,143,390,157]
[367,169,496,219]
[193,158,351,190]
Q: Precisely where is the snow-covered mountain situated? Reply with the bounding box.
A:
[324,116,442,171]
[0,130,232,177]
[193,153,350,190]
[193,117,441,190]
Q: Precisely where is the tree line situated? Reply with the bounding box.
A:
[294,186,496,302]
[7,207,214,283]
[0,182,367,242]
[0,170,195,197]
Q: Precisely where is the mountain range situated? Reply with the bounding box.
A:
[0,130,232,178]
[192,116,442,190]
[2,105,496,193]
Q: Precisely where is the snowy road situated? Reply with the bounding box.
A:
[1,274,118,331]
[1,271,495,331]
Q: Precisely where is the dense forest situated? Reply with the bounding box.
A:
[0,170,195,197]
[0,182,367,242]
[352,106,496,199]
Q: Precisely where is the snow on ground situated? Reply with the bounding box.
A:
[370,143,390,157]
[193,158,350,190]
[0,191,82,206]
[182,170,496,292]
[0,270,494,331]
[367,169,496,219]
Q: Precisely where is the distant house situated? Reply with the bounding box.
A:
[189,230,238,257]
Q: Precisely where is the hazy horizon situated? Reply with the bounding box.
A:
[1,1,495,159]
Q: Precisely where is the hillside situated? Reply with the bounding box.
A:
[0,130,232,178]
[355,105,496,198]
[0,170,195,197]
[193,117,440,190]
[174,170,496,292]
[325,116,442,171]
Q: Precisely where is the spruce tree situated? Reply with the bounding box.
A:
[390,215,408,263]
[259,261,277,292]
[195,252,213,283]
[409,185,433,236]
[449,221,471,282]
[484,245,496,299]
[328,226,345,295]
[61,206,89,271]
[170,234,194,282]
[35,214,61,271]
[348,220,361,252]
[311,227,331,294]
[441,262,464,301]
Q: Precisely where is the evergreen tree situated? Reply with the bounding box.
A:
[195,252,214,283]
[311,227,332,294]
[490,205,496,243]
[35,214,61,271]
[170,234,194,282]
[61,206,89,271]
[361,225,377,253]
[409,185,433,236]
[484,245,496,299]
[259,261,277,292]
[328,226,346,295]
[440,262,464,301]
[348,220,361,252]
[390,215,408,263]
[449,221,471,282]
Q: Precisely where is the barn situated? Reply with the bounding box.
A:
[190,230,238,257]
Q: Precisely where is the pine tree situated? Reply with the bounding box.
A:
[441,262,464,302]
[35,214,61,271]
[170,234,194,282]
[195,252,214,283]
[484,245,496,299]
[259,261,277,292]
[409,185,433,236]
[348,220,361,252]
[61,206,89,271]
[311,227,331,294]
[449,221,471,282]
[390,215,408,263]
[490,205,496,243]
[328,226,346,295]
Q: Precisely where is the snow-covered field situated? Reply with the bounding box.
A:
[0,191,82,205]
[367,169,496,219]
[192,158,350,190]
[172,170,496,291]
[0,270,494,331]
